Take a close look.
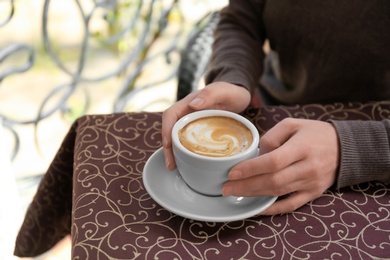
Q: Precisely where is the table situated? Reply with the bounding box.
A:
[15,102,390,259]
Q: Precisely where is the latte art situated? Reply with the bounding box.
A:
[178,116,253,157]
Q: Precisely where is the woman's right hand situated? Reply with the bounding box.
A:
[162,82,251,170]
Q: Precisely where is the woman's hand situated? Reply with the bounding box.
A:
[222,118,340,215]
[162,82,251,170]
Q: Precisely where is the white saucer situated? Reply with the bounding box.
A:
[143,148,277,222]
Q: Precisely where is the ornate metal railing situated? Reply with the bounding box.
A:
[0,0,223,194]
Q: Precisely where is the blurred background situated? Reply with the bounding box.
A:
[0,0,227,258]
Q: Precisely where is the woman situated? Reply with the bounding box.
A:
[162,0,390,215]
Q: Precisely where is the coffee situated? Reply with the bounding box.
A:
[178,116,253,157]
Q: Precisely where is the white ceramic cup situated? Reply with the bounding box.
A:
[171,110,260,196]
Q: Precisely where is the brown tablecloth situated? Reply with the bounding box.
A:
[15,102,390,259]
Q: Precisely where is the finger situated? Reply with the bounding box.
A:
[259,118,299,155]
[223,173,301,198]
[162,92,199,169]
[162,91,198,144]
[259,190,317,215]
[162,145,176,171]
[229,136,304,181]
[224,159,309,197]
[229,119,306,180]
[189,82,251,112]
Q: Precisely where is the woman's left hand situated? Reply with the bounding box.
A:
[222,118,340,215]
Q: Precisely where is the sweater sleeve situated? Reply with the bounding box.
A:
[330,119,390,188]
[204,0,267,94]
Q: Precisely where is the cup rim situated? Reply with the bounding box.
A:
[171,110,260,161]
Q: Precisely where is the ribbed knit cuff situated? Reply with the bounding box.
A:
[329,120,390,189]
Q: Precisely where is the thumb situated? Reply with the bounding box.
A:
[187,87,217,110]
[188,96,207,110]
[188,82,251,112]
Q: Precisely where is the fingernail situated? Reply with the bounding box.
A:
[222,185,234,196]
[229,170,242,180]
[189,97,204,108]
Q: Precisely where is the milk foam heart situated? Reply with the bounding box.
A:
[178,116,253,157]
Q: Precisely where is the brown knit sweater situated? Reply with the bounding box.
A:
[205,0,390,188]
